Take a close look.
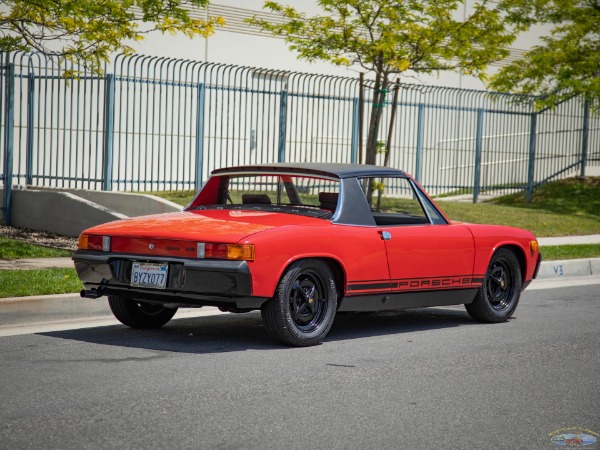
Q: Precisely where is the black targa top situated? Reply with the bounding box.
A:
[208,163,425,227]
[211,163,408,180]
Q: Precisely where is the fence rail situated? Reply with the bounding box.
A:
[1,52,599,225]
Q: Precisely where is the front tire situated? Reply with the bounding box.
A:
[466,248,522,323]
[261,259,337,346]
[108,295,177,329]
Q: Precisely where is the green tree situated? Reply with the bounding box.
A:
[0,0,224,73]
[248,0,526,170]
[489,0,600,111]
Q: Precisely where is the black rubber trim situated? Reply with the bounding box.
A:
[338,288,479,312]
[533,253,542,279]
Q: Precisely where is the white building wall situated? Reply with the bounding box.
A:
[131,1,550,90]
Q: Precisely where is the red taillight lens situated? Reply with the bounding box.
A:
[199,243,255,261]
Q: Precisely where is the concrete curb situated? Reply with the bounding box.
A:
[537,258,600,279]
[0,293,111,326]
[1,258,599,327]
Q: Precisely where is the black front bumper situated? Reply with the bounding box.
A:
[72,250,268,309]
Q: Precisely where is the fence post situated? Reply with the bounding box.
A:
[278,89,288,163]
[102,73,115,191]
[25,71,35,185]
[350,98,359,164]
[580,97,590,177]
[195,83,206,191]
[473,109,484,203]
[2,63,15,225]
[415,103,425,182]
[526,113,538,202]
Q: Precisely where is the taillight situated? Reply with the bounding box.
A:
[197,242,255,261]
[78,234,111,251]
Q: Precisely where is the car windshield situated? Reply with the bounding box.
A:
[192,174,340,219]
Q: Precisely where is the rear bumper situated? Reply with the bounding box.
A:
[72,250,268,309]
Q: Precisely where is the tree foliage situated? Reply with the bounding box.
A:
[0,0,224,73]
[248,0,526,167]
[489,0,600,111]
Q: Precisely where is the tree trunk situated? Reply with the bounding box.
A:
[365,62,388,206]
[383,78,400,168]
[365,70,382,167]
[359,72,364,164]
[376,78,400,210]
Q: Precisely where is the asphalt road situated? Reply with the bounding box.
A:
[1,282,599,450]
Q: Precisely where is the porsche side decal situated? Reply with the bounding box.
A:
[347,275,485,295]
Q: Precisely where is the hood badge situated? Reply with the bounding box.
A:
[149,243,155,250]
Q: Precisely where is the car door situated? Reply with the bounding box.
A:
[381,224,476,290]
[359,176,476,292]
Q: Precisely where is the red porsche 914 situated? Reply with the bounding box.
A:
[73,163,542,346]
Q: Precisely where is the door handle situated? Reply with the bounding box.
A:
[380,231,392,241]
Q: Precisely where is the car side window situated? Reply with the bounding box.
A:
[358,177,430,226]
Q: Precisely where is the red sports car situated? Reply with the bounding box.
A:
[73,163,542,346]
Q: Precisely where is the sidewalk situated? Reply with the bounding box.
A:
[538,235,600,246]
[0,257,73,270]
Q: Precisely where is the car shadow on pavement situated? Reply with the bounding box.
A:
[329,306,476,342]
[39,307,477,354]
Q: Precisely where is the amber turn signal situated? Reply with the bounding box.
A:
[78,234,89,250]
[78,234,110,252]
[530,240,539,253]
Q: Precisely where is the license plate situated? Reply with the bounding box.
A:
[131,262,168,289]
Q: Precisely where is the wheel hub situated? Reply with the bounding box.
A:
[290,274,324,330]
[486,260,514,311]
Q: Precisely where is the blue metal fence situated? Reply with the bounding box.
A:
[1,52,598,225]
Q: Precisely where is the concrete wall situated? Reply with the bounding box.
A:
[7,189,128,237]
[1,189,182,237]
[56,189,181,217]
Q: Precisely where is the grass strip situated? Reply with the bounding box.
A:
[440,202,600,237]
[0,268,82,298]
[490,177,600,218]
[0,237,73,260]
[140,190,196,206]
[540,244,600,261]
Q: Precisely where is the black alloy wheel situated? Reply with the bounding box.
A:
[261,259,337,346]
[486,258,515,311]
[465,248,522,323]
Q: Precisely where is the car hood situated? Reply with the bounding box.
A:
[82,209,329,243]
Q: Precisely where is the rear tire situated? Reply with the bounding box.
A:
[466,248,522,323]
[261,259,337,346]
[108,295,177,329]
